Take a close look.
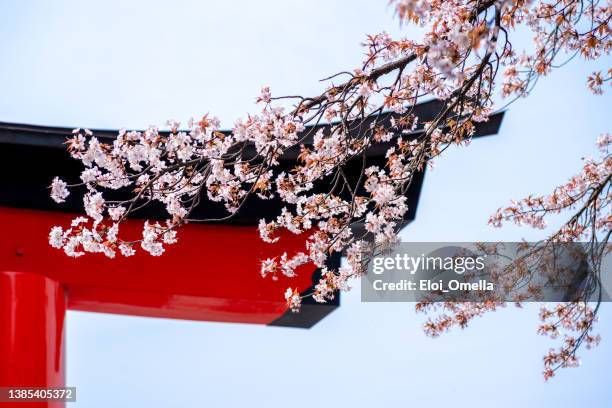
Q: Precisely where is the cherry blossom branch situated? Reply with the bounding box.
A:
[47,0,611,379]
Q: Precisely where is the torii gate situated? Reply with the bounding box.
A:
[0,100,503,406]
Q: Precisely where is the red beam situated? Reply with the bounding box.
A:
[0,207,316,325]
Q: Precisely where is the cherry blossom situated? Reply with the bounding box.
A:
[284,288,302,312]
[50,177,70,203]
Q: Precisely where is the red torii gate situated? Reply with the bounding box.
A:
[0,100,503,407]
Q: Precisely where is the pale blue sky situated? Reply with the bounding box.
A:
[1,1,611,407]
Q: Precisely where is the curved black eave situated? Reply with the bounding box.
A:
[0,100,504,226]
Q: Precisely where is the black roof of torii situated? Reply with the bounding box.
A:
[0,99,504,226]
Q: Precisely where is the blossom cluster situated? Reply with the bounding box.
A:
[489,135,611,241]
[50,104,304,257]
[539,303,600,380]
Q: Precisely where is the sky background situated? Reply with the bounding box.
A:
[1,1,611,407]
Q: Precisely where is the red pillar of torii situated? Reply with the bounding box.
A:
[0,100,503,407]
